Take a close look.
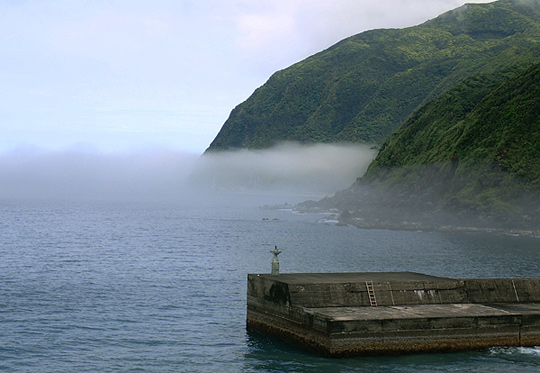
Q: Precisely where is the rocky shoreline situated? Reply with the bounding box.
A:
[343,217,540,237]
[293,205,540,238]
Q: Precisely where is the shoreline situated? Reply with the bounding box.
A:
[342,219,540,238]
[292,206,540,238]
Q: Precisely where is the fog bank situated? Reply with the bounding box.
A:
[190,143,377,197]
[0,143,377,204]
[0,147,199,202]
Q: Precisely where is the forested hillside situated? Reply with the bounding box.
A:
[207,0,540,151]
[313,61,540,231]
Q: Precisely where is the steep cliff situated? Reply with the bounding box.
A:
[207,0,540,151]
[316,61,540,231]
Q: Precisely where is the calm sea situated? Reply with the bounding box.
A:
[2,196,540,372]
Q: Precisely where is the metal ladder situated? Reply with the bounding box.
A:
[365,280,377,307]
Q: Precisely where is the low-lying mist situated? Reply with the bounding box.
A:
[0,143,377,206]
[191,143,377,197]
[0,147,199,203]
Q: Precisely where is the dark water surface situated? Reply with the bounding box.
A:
[1,197,540,372]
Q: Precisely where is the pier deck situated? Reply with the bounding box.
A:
[246,272,540,357]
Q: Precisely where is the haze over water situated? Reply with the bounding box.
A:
[1,143,540,371]
[0,143,376,202]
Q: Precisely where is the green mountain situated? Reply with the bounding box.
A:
[312,61,540,231]
[207,0,540,151]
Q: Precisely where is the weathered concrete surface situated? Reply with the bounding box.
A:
[246,272,540,357]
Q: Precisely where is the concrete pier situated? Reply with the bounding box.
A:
[246,272,540,357]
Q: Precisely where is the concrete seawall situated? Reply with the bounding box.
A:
[246,272,540,357]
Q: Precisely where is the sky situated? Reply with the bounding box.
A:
[1,0,495,155]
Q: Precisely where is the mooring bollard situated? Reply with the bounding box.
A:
[270,246,282,275]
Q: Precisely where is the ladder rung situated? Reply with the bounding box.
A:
[365,280,377,307]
